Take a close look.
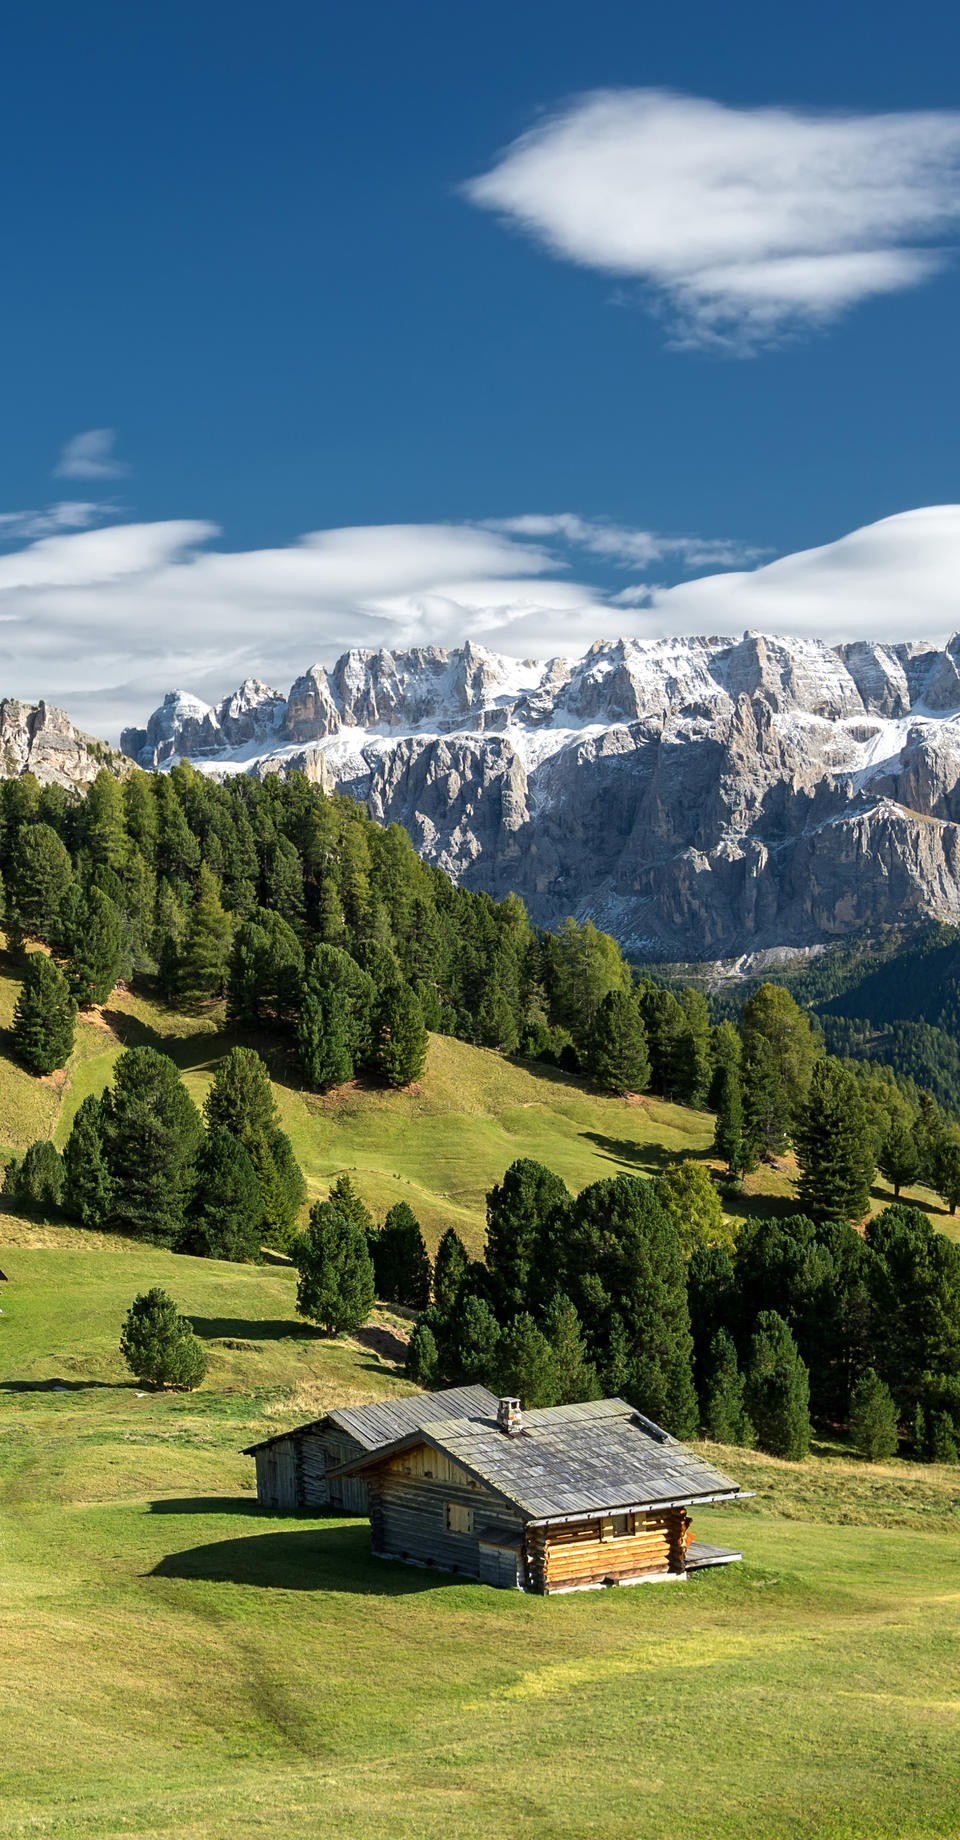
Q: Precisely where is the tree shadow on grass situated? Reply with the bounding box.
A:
[150,1495,271,1516]
[580,1132,712,1172]
[150,1523,459,1594]
[0,1376,134,1392]
[188,1316,323,1343]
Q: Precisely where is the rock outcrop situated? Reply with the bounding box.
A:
[0,698,122,790]
[121,632,960,960]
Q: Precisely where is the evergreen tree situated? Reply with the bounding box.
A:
[740,983,818,1128]
[297,983,354,1091]
[865,1206,960,1413]
[81,769,128,868]
[11,1139,64,1212]
[102,1046,203,1245]
[175,865,232,1006]
[708,1019,742,1109]
[328,1173,374,1234]
[745,1311,812,1459]
[12,954,77,1074]
[6,822,74,941]
[877,1119,920,1199]
[61,885,125,1007]
[589,990,650,1095]
[62,1094,113,1229]
[205,1046,278,1145]
[929,1411,958,1464]
[227,908,304,1029]
[119,1287,207,1389]
[676,988,712,1106]
[433,1226,469,1316]
[188,1127,262,1261]
[742,1033,790,1160]
[713,1063,750,1176]
[376,981,428,1087]
[796,1058,875,1223]
[701,1329,754,1445]
[638,984,689,1099]
[496,1312,559,1407]
[370,1202,432,1308]
[405,1318,440,1388]
[292,1201,375,1335]
[485,1158,571,1317]
[654,1160,734,1260]
[542,1293,599,1404]
[848,1368,899,1462]
[934,1133,960,1215]
[547,917,631,1046]
[447,1293,500,1385]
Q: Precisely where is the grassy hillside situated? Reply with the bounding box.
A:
[2,1237,959,1839]
[0,954,954,1254]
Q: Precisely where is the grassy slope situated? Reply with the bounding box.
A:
[2,1240,959,1840]
[0,956,954,1254]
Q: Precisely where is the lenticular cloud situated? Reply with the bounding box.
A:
[464,91,960,350]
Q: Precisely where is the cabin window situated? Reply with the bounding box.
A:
[602,1513,633,1540]
[445,1502,474,1535]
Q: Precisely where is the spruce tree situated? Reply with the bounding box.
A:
[102,1046,203,1245]
[62,885,125,1007]
[12,1140,64,1213]
[6,822,74,942]
[676,988,712,1107]
[589,990,650,1095]
[370,1202,432,1308]
[188,1128,262,1261]
[485,1158,571,1317]
[292,1201,375,1335]
[742,1034,790,1160]
[405,1318,440,1388]
[877,1119,920,1199]
[542,1293,599,1404]
[297,984,354,1092]
[746,1311,812,1459]
[327,1173,374,1234]
[376,981,428,1088]
[12,954,77,1074]
[81,769,128,868]
[796,1058,874,1223]
[448,1293,500,1386]
[120,1288,207,1389]
[848,1368,899,1462]
[934,1134,960,1215]
[713,1064,749,1177]
[205,1046,278,1144]
[496,1312,559,1407]
[701,1329,754,1445]
[175,864,232,1006]
[433,1226,469,1317]
[63,1094,113,1229]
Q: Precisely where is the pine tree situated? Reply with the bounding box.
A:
[848,1368,899,1462]
[485,1159,571,1317]
[12,954,77,1074]
[376,982,428,1087]
[11,1140,64,1213]
[327,1174,374,1234]
[175,864,232,1007]
[62,1094,113,1228]
[188,1128,263,1261]
[746,1311,812,1459]
[205,1046,279,1145]
[433,1226,469,1316]
[6,822,74,942]
[701,1329,754,1445]
[741,983,818,1128]
[102,1046,203,1245]
[877,1120,920,1199]
[796,1058,875,1223]
[589,990,650,1095]
[405,1318,440,1388]
[713,1063,749,1176]
[292,1201,375,1335]
[929,1411,958,1464]
[227,909,304,1029]
[477,983,520,1056]
[676,988,712,1106]
[447,1294,500,1386]
[934,1134,960,1215]
[297,984,354,1091]
[496,1312,559,1407]
[119,1288,207,1389]
[81,769,128,868]
[542,1294,599,1404]
[370,1202,432,1308]
[62,885,125,1007]
[654,1160,733,1260]
[742,1033,790,1160]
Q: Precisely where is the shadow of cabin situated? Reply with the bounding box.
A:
[150,1525,457,1595]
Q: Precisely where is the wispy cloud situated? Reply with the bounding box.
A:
[464,91,960,351]
[0,508,958,740]
[54,428,129,480]
[0,501,114,541]
[486,513,763,569]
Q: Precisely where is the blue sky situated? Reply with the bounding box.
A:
[2,0,960,733]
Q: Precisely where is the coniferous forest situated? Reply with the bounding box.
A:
[2,762,960,1465]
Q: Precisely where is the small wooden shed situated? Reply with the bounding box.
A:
[242,1385,499,1513]
[335,1396,744,1592]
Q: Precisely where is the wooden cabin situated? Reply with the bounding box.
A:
[242,1385,499,1512]
[334,1396,744,1592]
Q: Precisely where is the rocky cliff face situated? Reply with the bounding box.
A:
[0,698,121,790]
[121,633,960,960]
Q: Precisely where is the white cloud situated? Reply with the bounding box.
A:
[464,91,960,350]
[0,507,958,741]
[0,502,113,541]
[486,513,762,568]
[54,428,129,480]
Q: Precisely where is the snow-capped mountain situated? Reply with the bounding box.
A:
[121,633,960,959]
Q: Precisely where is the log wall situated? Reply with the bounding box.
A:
[252,1427,368,1513]
[368,1450,523,1581]
[529,1509,689,1593]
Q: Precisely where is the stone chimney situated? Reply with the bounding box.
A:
[497,1396,523,1436]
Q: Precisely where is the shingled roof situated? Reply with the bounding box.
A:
[242,1385,499,1456]
[334,1397,742,1522]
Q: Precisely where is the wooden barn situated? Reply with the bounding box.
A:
[334,1395,744,1592]
[242,1385,499,1512]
